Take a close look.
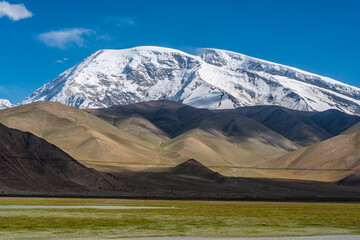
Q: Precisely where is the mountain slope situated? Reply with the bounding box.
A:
[4,101,358,181]
[0,99,12,109]
[0,101,298,174]
[0,123,118,195]
[0,101,164,171]
[88,101,299,169]
[233,106,360,146]
[342,121,360,135]
[253,132,360,182]
[1,104,359,198]
[22,46,360,115]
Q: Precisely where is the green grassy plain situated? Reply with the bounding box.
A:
[0,197,359,239]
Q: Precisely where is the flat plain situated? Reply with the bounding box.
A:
[0,198,359,239]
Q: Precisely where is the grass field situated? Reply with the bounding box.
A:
[0,197,359,239]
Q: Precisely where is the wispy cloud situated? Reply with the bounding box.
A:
[90,16,135,43]
[103,16,135,29]
[56,57,69,63]
[113,18,135,28]
[38,28,94,49]
[0,1,32,21]
[38,16,135,49]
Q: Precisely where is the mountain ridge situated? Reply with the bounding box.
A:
[22,46,360,115]
[1,100,360,183]
[0,99,12,109]
[0,101,298,173]
[232,105,360,146]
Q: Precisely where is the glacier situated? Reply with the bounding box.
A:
[22,46,360,115]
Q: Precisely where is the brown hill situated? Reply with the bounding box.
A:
[0,101,167,171]
[88,101,299,171]
[3,100,359,183]
[1,129,360,200]
[0,101,298,174]
[251,132,360,182]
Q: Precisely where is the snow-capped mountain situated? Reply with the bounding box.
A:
[0,99,12,109]
[23,46,360,115]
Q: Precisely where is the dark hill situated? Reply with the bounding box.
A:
[129,159,360,200]
[1,134,360,200]
[0,123,119,195]
[88,100,298,152]
[233,106,360,146]
[87,100,213,138]
[172,159,226,183]
[89,101,360,147]
[338,172,360,187]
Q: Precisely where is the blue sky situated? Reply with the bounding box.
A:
[1,0,360,104]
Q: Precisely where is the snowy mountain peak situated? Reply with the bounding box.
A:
[0,99,12,109]
[23,46,360,115]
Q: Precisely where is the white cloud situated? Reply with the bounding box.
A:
[0,1,32,21]
[56,57,69,63]
[39,28,93,49]
[97,34,112,41]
